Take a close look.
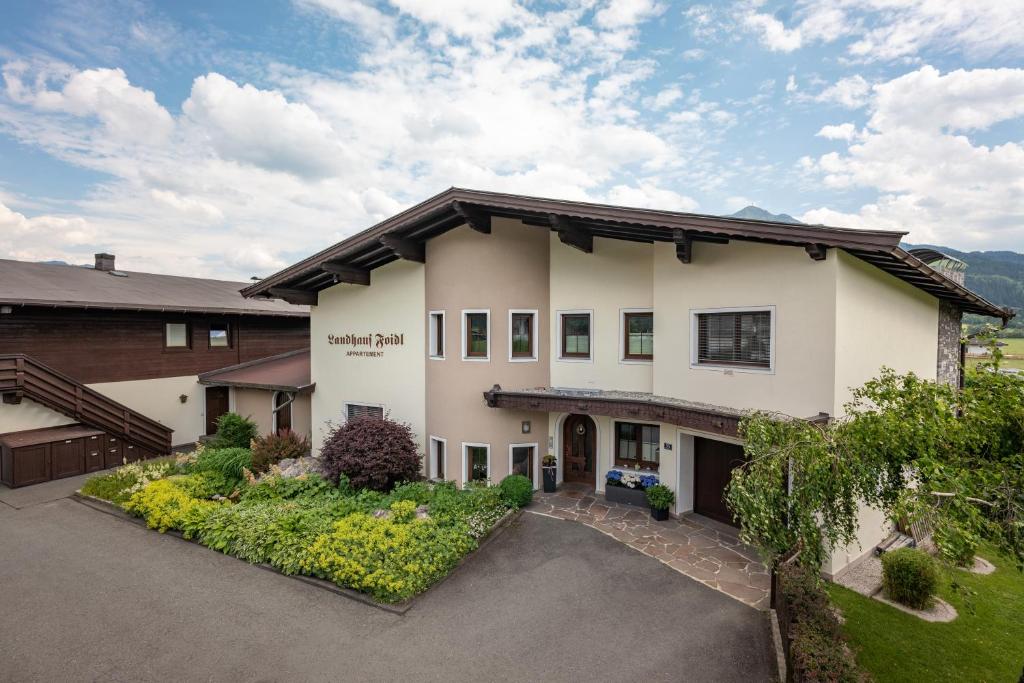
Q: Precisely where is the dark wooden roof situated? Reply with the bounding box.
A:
[241,187,1012,322]
[0,259,308,317]
[198,349,313,392]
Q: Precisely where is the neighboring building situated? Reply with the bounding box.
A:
[243,188,1012,577]
[965,337,1007,357]
[0,254,310,452]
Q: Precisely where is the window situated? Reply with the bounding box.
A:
[615,422,660,470]
[273,391,292,434]
[560,312,591,359]
[509,310,537,361]
[430,437,446,480]
[165,322,190,349]
[509,444,536,487]
[463,443,489,482]
[623,311,653,361]
[429,311,445,359]
[695,309,773,369]
[463,310,489,360]
[209,323,231,348]
[346,403,384,421]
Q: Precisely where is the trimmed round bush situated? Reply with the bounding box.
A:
[882,547,939,609]
[320,415,422,491]
[251,429,310,473]
[499,474,533,508]
[208,412,259,449]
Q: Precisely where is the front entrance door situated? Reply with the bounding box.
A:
[694,437,748,527]
[562,414,596,486]
[205,386,230,436]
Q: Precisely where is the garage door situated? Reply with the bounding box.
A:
[694,437,748,527]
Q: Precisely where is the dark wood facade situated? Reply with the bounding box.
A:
[0,307,309,384]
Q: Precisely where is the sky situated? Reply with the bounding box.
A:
[0,0,1022,281]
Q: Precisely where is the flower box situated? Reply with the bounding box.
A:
[604,484,649,508]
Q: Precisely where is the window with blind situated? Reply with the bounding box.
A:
[623,311,653,360]
[560,312,591,359]
[615,422,660,470]
[346,404,384,421]
[464,311,489,359]
[510,311,535,360]
[695,310,772,368]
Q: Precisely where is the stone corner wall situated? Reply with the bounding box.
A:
[937,300,962,386]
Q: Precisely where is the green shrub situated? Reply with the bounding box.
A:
[208,412,258,449]
[80,458,177,505]
[645,484,675,510]
[239,473,340,504]
[498,474,533,508]
[390,481,434,506]
[250,429,310,473]
[881,547,938,609]
[172,470,239,498]
[430,482,508,537]
[122,478,227,534]
[193,447,253,479]
[779,562,866,683]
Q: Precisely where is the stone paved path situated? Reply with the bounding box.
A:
[528,483,771,609]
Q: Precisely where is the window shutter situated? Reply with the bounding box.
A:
[696,311,771,367]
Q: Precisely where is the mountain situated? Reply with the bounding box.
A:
[727,205,802,224]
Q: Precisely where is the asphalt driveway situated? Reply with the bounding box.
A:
[0,491,774,682]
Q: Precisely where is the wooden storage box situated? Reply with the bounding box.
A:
[0,424,105,488]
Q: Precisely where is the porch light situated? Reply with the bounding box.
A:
[521,420,531,434]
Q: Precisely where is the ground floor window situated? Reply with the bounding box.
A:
[463,443,489,482]
[346,403,383,421]
[430,437,446,480]
[510,444,535,485]
[615,422,660,470]
[273,391,292,434]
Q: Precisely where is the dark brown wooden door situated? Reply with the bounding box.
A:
[694,437,748,526]
[51,438,85,479]
[104,434,123,468]
[12,445,50,486]
[84,434,104,472]
[563,414,596,485]
[205,386,230,435]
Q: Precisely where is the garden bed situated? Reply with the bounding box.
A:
[77,451,528,609]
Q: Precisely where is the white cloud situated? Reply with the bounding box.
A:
[648,85,683,110]
[801,65,1024,248]
[387,0,521,38]
[595,0,667,30]
[742,11,803,52]
[816,122,857,141]
[681,48,705,61]
[785,74,797,92]
[814,75,871,108]
[0,201,99,262]
[605,181,698,211]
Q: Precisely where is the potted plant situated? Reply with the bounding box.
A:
[645,484,675,521]
[542,454,557,493]
[604,470,659,508]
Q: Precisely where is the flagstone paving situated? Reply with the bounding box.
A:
[529,483,771,609]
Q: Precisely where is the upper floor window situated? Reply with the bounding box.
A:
[694,308,773,370]
[165,322,190,349]
[429,311,445,359]
[615,422,659,471]
[209,323,231,348]
[559,312,592,360]
[623,311,653,361]
[463,310,489,360]
[346,403,384,421]
[509,310,537,361]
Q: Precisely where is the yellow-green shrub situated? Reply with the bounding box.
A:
[123,478,227,534]
[302,500,475,602]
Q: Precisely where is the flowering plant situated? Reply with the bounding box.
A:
[605,470,658,489]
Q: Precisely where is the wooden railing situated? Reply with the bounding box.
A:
[0,354,172,454]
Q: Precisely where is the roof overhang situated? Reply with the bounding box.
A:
[241,187,1013,322]
[0,299,309,317]
[197,349,313,393]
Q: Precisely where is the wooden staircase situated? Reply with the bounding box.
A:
[0,354,172,454]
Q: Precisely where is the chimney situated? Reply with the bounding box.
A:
[94,253,115,272]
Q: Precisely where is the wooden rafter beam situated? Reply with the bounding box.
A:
[267,287,318,306]
[320,262,371,286]
[548,214,592,253]
[805,243,828,261]
[673,229,693,264]
[379,235,426,263]
[452,201,491,234]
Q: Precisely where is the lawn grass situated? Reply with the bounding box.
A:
[966,356,1024,371]
[828,548,1024,683]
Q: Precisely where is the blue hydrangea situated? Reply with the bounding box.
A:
[605,470,623,483]
[639,474,659,489]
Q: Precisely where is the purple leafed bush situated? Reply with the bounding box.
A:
[319,415,422,491]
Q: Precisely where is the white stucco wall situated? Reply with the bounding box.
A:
[549,235,654,392]
[651,240,838,419]
[0,397,76,434]
[88,375,206,446]
[310,259,426,454]
[231,388,313,442]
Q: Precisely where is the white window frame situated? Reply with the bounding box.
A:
[429,435,447,480]
[343,401,386,422]
[428,310,445,360]
[689,305,776,374]
[461,309,490,362]
[508,309,539,362]
[556,309,594,363]
[619,307,654,365]
[508,442,540,489]
[461,442,491,485]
